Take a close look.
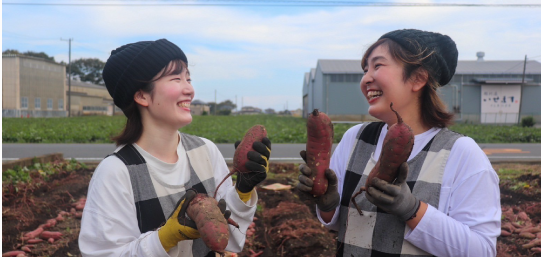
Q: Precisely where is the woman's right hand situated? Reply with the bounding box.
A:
[296,150,340,213]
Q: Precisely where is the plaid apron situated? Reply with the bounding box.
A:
[113,133,217,257]
[336,122,462,256]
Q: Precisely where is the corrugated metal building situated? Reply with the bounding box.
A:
[303,53,541,124]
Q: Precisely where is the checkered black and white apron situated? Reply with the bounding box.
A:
[113,133,217,257]
[337,122,463,257]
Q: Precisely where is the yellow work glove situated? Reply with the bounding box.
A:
[158,189,200,252]
[234,137,272,202]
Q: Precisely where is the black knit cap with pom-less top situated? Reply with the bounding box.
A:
[103,39,187,110]
[380,29,458,86]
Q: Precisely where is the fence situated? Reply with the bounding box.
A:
[2,109,68,118]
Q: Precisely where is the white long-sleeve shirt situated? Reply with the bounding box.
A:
[318,124,501,257]
[79,135,256,257]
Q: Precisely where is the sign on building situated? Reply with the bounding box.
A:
[481,85,521,123]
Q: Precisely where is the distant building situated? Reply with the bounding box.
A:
[303,53,541,123]
[264,108,276,115]
[2,54,67,117]
[239,106,262,115]
[278,110,292,116]
[191,99,209,115]
[2,54,121,117]
[69,79,118,116]
[291,108,302,117]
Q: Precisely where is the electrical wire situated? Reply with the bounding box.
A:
[3,1,541,7]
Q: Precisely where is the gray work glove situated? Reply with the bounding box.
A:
[365,162,421,222]
[296,150,340,212]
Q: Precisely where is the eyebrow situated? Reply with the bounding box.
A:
[370,56,387,64]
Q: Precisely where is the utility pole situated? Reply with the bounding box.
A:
[214,89,217,115]
[61,38,73,117]
[235,95,237,112]
[518,55,527,124]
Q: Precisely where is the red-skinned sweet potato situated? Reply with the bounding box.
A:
[351,103,414,214]
[305,109,334,196]
[1,251,26,257]
[26,239,43,244]
[23,227,44,240]
[233,125,267,173]
[214,125,267,198]
[40,231,62,240]
[187,194,230,254]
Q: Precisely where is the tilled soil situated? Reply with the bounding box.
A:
[2,162,540,256]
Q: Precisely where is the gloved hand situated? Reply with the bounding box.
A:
[365,162,421,222]
[234,137,272,194]
[158,189,232,252]
[296,150,340,212]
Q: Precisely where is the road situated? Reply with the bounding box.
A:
[3,143,541,163]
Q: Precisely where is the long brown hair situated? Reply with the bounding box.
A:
[361,38,454,128]
[112,59,188,146]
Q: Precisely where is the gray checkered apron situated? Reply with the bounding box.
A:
[112,133,218,257]
[336,122,463,257]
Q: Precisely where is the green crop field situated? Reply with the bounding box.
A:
[2,115,540,143]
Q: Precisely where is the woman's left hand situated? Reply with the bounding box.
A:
[365,162,420,222]
[234,137,272,193]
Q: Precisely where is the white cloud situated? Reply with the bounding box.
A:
[3,1,541,111]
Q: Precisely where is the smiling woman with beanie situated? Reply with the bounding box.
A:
[78,39,271,257]
[296,29,501,256]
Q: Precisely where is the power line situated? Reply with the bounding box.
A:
[3,1,541,7]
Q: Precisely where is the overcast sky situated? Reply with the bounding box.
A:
[3,0,541,112]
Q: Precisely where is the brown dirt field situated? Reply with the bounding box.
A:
[2,162,540,256]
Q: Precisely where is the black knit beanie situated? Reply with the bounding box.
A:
[379,29,458,86]
[103,39,188,110]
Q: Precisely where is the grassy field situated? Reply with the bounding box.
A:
[2,115,541,143]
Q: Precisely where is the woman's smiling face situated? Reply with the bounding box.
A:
[143,61,195,130]
[360,44,420,124]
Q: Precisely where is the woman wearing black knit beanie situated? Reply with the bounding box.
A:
[79,39,271,257]
[297,29,500,257]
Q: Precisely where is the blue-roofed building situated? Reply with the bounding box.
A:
[303,52,541,124]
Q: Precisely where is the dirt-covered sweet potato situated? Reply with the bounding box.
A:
[186,194,230,254]
[305,109,334,196]
[351,103,414,214]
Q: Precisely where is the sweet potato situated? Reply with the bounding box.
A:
[26,239,43,244]
[233,125,267,173]
[305,109,334,196]
[520,232,537,239]
[1,251,26,257]
[23,227,43,240]
[500,230,512,237]
[186,194,229,254]
[72,197,86,210]
[351,103,414,214]
[43,219,57,228]
[523,238,541,249]
[214,125,267,197]
[20,246,33,253]
[40,231,62,240]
